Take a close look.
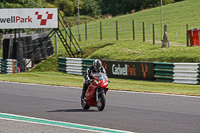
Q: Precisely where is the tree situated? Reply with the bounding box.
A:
[81,0,101,18]
[55,0,77,16]
[1,0,43,8]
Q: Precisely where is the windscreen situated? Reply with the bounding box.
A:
[93,73,107,81]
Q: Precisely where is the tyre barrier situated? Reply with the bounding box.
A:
[0,58,18,74]
[3,33,54,62]
[58,57,94,75]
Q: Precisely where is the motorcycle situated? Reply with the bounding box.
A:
[81,72,109,111]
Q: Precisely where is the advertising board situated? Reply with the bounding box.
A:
[101,60,154,80]
[0,8,58,29]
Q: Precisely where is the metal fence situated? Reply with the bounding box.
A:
[69,20,200,47]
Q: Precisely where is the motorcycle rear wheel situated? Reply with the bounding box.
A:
[81,96,90,110]
[97,93,106,111]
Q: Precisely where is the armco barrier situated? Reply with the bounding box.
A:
[154,62,200,84]
[0,58,18,74]
[154,62,174,82]
[58,57,200,85]
[58,57,94,75]
[173,63,200,84]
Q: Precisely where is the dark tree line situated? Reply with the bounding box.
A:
[0,0,184,18]
[98,0,183,16]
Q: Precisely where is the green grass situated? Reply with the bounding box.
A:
[63,0,200,63]
[87,40,200,62]
[71,0,200,45]
[0,71,200,96]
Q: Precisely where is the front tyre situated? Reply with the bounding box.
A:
[81,95,90,110]
[97,93,106,111]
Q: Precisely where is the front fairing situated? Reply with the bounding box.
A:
[92,73,109,88]
[93,79,108,88]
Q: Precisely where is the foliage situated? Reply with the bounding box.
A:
[64,15,96,26]
[0,0,43,8]
[97,0,182,16]
[0,0,184,18]
[141,0,176,9]
[55,0,77,16]
[98,0,139,15]
[81,0,101,18]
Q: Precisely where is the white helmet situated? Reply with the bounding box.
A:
[93,59,102,72]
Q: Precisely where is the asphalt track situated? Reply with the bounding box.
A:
[0,81,200,133]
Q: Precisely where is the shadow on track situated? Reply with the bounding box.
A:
[47,109,96,112]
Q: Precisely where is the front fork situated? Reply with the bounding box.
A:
[96,88,105,102]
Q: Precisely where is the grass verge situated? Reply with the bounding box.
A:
[0,71,200,96]
[87,40,200,62]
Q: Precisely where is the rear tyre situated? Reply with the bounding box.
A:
[97,93,106,111]
[81,95,90,110]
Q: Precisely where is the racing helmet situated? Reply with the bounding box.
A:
[93,59,102,72]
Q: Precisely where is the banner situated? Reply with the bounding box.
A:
[101,60,154,80]
[0,8,58,29]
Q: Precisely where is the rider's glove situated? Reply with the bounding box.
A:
[86,77,90,84]
[87,77,90,81]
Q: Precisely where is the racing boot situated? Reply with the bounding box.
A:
[81,81,89,99]
[81,83,88,99]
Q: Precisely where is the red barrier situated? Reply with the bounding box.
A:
[188,29,200,46]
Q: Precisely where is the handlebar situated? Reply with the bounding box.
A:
[89,75,95,79]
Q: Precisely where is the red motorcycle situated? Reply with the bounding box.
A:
[81,72,109,111]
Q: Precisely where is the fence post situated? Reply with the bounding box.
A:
[132,20,135,40]
[100,21,102,41]
[164,25,167,32]
[116,20,118,40]
[85,22,87,41]
[143,22,145,42]
[186,24,189,47]
[153,24,155,45]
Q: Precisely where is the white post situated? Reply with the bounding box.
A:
[161,0,163,41]
[78,0,81,41]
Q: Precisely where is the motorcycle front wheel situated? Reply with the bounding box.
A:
[81,96,90,110]
[97,93,106,111]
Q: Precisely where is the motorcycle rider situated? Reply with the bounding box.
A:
[81,59,106,99]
